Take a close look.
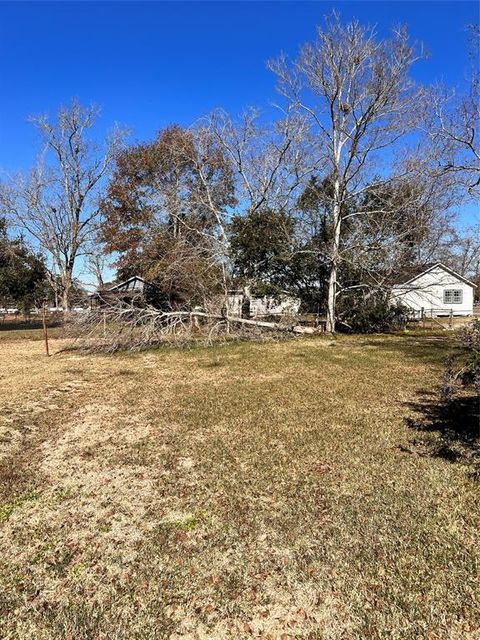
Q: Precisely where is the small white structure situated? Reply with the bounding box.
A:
[227,289,300,318]
[392,263,476,317]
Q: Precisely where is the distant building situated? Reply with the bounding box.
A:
[107,276,150,295]
[89,276,156,307]
[392,263,476,317]
[227,289,300,318]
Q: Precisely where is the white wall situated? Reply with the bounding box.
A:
[249,295,300,317]
[227,292,300,317]
[392,266,474,316]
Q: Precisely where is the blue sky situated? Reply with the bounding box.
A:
[1,1,478,168]
[0,1,478,282]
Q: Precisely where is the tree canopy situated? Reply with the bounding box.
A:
[0,217,48,310]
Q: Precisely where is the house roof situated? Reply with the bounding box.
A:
[395,262,477,288]
[108,276,150,291]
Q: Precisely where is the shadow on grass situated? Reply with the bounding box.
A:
[360,333,460,366]
[0,319,62,332]
[405,391,480,477]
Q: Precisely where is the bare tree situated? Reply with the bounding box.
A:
[83,238,109,289]
[197,107,317,309]
[427,86,480,195]
[100,114,315,314]
[0,100,126,310]
[269,13,428,331]
[425,25,480,195]
[205,107,317,217]
[451,223,480,278]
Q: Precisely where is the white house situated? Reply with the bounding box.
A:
[392,263,476,317]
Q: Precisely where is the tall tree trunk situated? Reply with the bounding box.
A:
[326,264,336,332]
[61,265,73,311]
[326,186,342,333]
[61,281,70,312]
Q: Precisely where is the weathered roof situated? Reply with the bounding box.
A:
[395,262,477,288]
[108,276,150,292]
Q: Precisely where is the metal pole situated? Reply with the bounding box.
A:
[42,304,50,357]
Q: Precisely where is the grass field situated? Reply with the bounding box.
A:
[0,327,478,639]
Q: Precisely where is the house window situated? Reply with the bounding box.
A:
[443,289,463,304]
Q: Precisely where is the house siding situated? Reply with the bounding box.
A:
[227,291,300,318]
[392,265,474,316]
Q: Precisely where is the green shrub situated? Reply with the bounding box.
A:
[337,292,408,333]
[442,319,480,399]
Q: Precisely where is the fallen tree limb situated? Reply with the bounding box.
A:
[220,314,317,334]
[65,300,319,352]
[174,311,318,334]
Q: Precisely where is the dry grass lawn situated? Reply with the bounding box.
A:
[0,326,478,639]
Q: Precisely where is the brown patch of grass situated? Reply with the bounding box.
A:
[0,330,478,639]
